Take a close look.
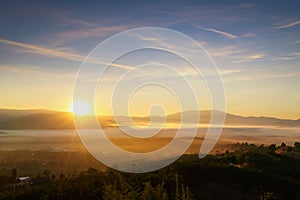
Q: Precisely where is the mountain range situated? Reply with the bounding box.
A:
[0,108,299,130]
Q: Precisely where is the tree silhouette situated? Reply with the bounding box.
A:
[11,168,17,180]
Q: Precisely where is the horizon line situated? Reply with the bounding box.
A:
[0,107,299,121]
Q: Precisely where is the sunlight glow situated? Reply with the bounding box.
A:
[71,100,92,116]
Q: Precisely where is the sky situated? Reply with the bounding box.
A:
[0,0,300,119]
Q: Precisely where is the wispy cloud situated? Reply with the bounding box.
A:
[56,25,127,42]
[233,53,265,63]
[245,54,265,59]
[0,38,134,70]
[0,38,85,62]
[0,65,42,73]
[290,52,300,56]
[0,64,76,79]
[249,70,300,79]
[273,52,300,61]
[207,46,243,57]
[274,20,300,29]
[241,33,255,38]
[203,44,267,64]
[222,68,300,81]
[273,57,295,61]
[219,69,244,75]
[193,25,238,39]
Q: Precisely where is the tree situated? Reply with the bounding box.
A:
[51,174,56,182]
[59,174,66,181]
[294,142,300,151]
[141,182,168,200]
[11,168,17,180]
[268,144,276,152]
[43,170,50,177]
[259,192,277,200]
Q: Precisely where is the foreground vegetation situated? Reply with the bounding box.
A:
[1,142,300,200]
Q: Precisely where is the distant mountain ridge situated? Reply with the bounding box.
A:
[0,112,75,129]
[0,108,57,124]
[0,108,299,130]
[167,110,300,127]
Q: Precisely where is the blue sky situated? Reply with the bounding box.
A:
[0,0,300,119]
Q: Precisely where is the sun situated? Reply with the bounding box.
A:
[70,100,92,116]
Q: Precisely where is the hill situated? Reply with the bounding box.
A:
[167,110,300,127]
[0,112,75,129]
[0,109,299,130]
[0,143,300,199]
[0,108,56,124]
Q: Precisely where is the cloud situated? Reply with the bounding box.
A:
[193,25,238,39]
[0,65,42,73]
[56,25,127,42]
[241,33,255,38]
[70,19,91,27]
[273,52,300,61]
[203,44,267,64]
[232,53,265,63]
[245,54,264,59]
[222,67,300,81]
[0,39,134,70]
[250,71,300,79]
[0,38,85,62]
[290,52,300,56]
[274,20,300,29]
[208,46,243,57]
[0,64,76,79]
[274,57,295,61]
[219,69,244,75]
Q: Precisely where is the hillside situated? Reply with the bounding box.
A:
[1,143,300,199]
[0,108,56,124]
[0,112,75,129]
[167,110,300,127]
[0,109,299,130]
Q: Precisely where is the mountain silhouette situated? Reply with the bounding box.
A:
[0,108,299,130]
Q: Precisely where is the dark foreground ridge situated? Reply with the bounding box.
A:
[1,142,300,200]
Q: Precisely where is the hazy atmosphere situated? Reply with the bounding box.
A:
[0,1,300,199]
[0,0,300,118]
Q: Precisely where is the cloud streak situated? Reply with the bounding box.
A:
[274,20,300,29]
[0,38,85,62]
[232,53,265,63]
[221,68,300,81]
[56,25,127,42]
[0,39,134,70]
[0,64,76,79]
[273,52,300,61]
[193,25,238,39]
